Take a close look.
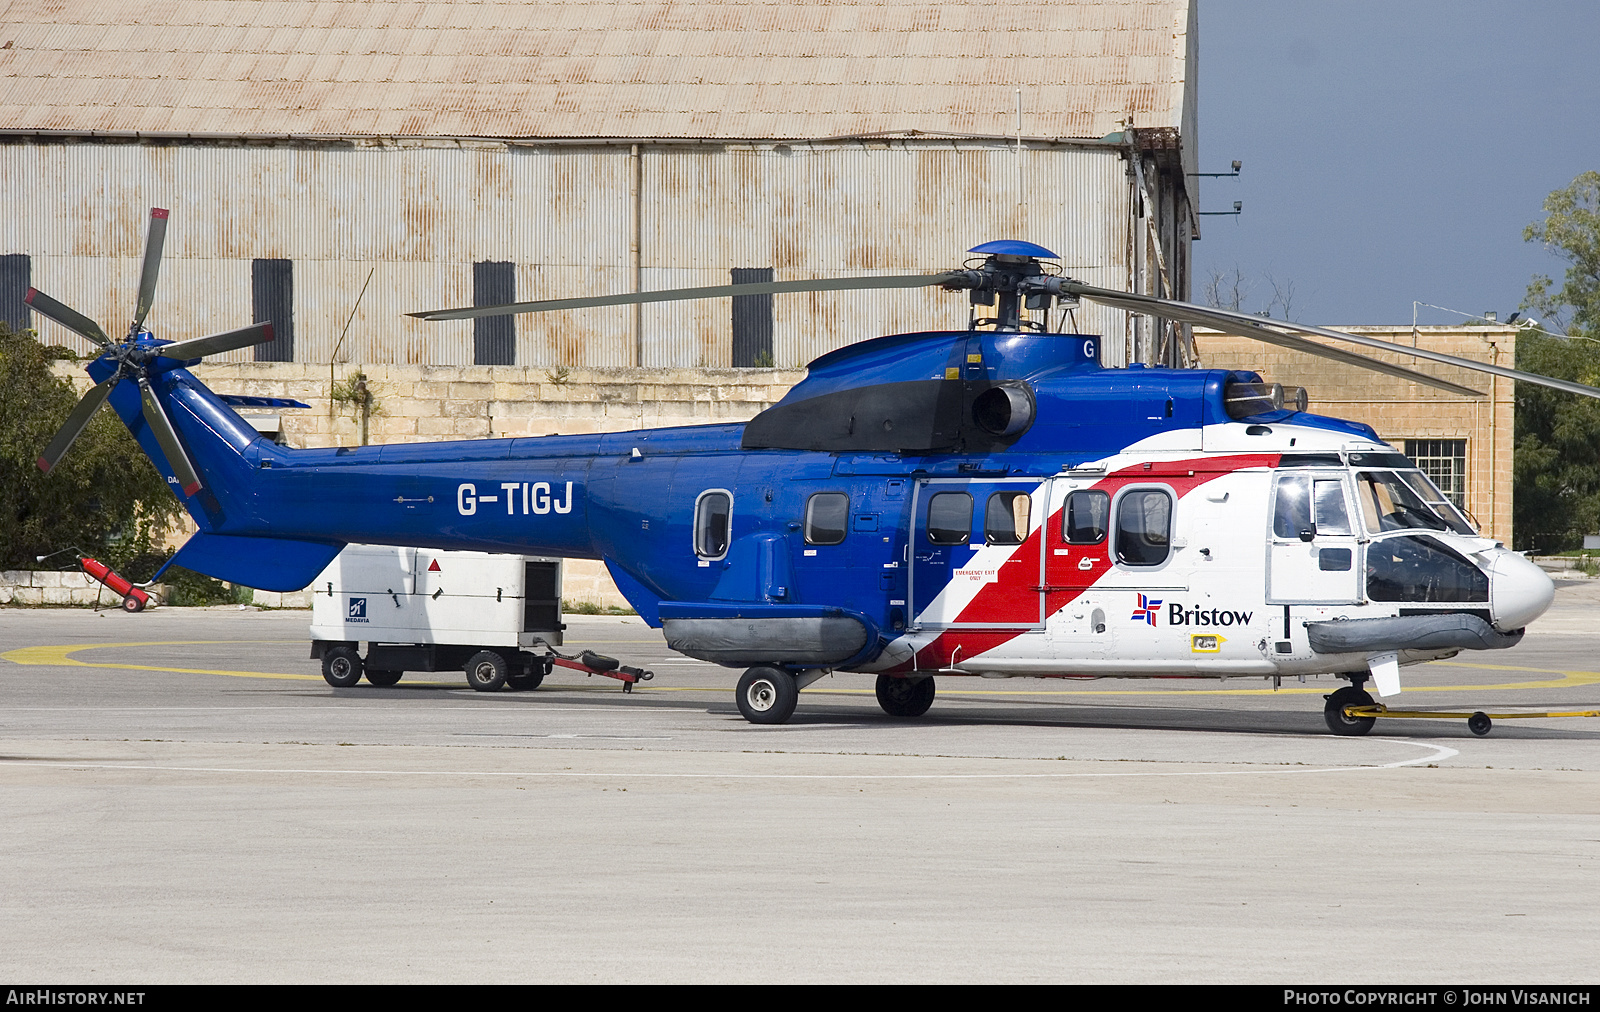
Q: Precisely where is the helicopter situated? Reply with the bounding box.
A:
[26,211,1600,735]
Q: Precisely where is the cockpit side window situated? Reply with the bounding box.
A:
[1313,479,1352,536]
[1273,476,1312,539]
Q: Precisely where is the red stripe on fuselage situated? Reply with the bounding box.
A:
[894,453,1279,674]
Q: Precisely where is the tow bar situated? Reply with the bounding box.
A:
[1346,704,1600,737]
[531,639,655,693]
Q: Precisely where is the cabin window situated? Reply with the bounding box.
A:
[925,492,973,545]
[1063,490,1109,545]
[805,492,850,546]
[984,491,1031,545]
[694,490,732,559]
[1114,489,1172,566]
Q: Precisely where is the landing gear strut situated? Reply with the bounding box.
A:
[1324,674,1376,736]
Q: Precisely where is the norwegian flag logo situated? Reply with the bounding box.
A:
[1131,593,1162,626]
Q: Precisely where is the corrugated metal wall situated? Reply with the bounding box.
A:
[0,138,1136,368]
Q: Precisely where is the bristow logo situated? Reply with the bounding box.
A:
[1131,593,1162,625]
[1131,596,1256,628]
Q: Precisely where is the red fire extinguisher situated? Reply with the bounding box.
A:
[78,557,151,612]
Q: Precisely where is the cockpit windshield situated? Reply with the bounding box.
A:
[1355,471,1452,534]
[1396,470,1478,536]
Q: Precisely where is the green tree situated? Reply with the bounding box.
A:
[0,322,182,571]
[1515,171,1600,552]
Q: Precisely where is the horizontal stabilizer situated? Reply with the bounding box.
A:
[167,533,346,593]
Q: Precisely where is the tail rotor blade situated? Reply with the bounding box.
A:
[138,376,202,496]
[130,207,170,334]
[408,273,959,321]
[36,374,118,473]
[24,288,110,348]
[157,322,275,361]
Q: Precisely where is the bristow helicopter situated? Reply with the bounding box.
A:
[28,212,1600,735]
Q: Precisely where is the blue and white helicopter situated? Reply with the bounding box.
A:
[29,210,1600,735]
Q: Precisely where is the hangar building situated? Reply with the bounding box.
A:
[0,0,1200,371]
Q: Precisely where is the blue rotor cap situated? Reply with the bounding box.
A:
[968,239,1059,259]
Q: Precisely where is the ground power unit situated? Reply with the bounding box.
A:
[309,545,564,690]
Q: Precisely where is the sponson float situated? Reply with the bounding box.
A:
[29,223,1588,735]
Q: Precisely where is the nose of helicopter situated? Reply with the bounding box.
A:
[1488,549,1555,631]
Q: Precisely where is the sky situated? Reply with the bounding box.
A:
[1193,0,1600,327]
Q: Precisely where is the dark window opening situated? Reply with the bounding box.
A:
[252,259,294,361]
[1367,535,1489,603]
[474,261,515,366]
[805,492,850,546]
[695,491,732,559]
[0,254,30,332]
[731,267,774,367]
[984,491,1031,545]
[1063,490,1110,545]
[925,492,973,545]
[1115,489,1172,566]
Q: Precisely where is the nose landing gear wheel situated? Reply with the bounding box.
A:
[876,674,936,717]
[1324,685,1377,736]
[736,666,798,724]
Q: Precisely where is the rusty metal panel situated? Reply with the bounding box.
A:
[0,137,1139,369]
[0,1,1191,140]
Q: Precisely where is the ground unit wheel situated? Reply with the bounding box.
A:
[876,674,936,718]
[506,660,547,691]
[365,669,403,687]
[1468,711,1493,736]
[1324,685,1376,736]
[736,666,798,724]
[120,594,146,613]
[464,650,508,692]
[322,645,363,688]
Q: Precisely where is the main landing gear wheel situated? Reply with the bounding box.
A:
[464,650,508,692]
[1324,685,1377,736]
[322,645,363,688]
[736,666,798,725]
[365,669,403,687]
[876,674,936,718]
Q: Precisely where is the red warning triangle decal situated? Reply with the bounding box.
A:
[427,559,441,572]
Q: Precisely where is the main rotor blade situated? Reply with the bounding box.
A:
[157,322,275,361]
[130,207,170,334]
[1066,282,1600,401]
[1062,283,1486,397]
[24,288,110,347]
[138,376,202,496]
[408,273,961,321]
[36,374,118,474]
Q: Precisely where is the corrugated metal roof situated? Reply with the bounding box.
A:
[0,0,1192,140]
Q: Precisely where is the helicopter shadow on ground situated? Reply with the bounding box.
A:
[720,699,1600,741]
